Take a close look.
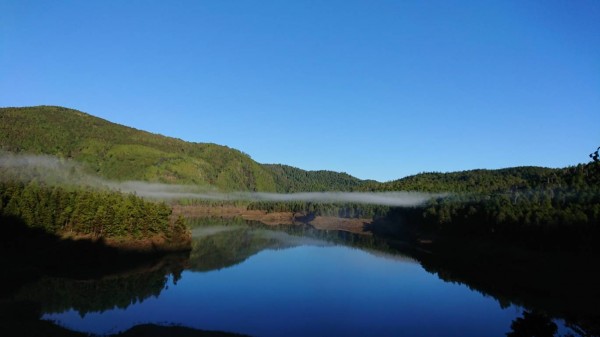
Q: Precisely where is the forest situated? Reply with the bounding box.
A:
[234,160,600,251]
[0,180,188,243]
[246,200,390,219]
[0,106,367,192]
[2,105,599,252]
[403,162,600,248]
[264,164,371,192]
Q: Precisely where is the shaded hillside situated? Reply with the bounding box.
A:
[0,106,276,191]
[365,162,600,252]
[263,163,371,192]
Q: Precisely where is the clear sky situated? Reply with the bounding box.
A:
[1,0,599,182]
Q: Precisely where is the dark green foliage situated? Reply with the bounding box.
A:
[590,146,600,162]
[375,163,600,251]
[0,181,176,239]
[246,200,389,218]
[587,146,600,185]
[264,164,371,192]
[422,188,599,231]
[363,166,562,193]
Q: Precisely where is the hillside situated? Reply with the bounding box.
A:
[362,162,600,251]
[362,166,570,193]
[0,106,275,191]
[264,164,372,192]
[2,106,591,196]
[0,106,368,192]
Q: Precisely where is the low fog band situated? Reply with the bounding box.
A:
[130,190,443,207]
[0,154,443,206]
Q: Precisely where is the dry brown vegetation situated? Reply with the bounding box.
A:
[172,205,372,234]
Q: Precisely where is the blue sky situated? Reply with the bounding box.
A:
[1,1,599,182]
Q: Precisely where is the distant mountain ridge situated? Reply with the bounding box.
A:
[264,163,375,192]
[362,166,568,193]
[1,106,579,194]
[0,106,369,192]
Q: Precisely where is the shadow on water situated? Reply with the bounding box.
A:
[361,210,600,336]
[3,214,600,337]
[2,262,251,337]
[0,215,251,337]
[0,215,186,280]
[187,218,600,337]
[13,254,186,317]
[406,237,600,336]
[506,311,558,337]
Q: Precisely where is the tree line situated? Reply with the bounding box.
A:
[246,200,389,219]
[0,180,187,240]
[379,162,600,250]
[242,160,600,250]
[264,164,369,192]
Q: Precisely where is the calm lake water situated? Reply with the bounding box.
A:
[34,221,587,337]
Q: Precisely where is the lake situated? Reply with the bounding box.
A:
[16,220,595,336]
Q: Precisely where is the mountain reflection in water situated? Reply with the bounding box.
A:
[3,218,598,337]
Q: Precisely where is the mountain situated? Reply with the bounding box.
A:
[0,106,368,191]
[4,106,587,195]
[264,164,373,192]
[361,166,570,193]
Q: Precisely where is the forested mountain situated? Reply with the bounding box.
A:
[361,166,565,193]
[264,164,371,192]
[0,106,369,192]
[369,162,600,251]
[0,106,277,191]
[1,105,599,251]
[243,162,600,251]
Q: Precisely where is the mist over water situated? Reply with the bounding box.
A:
[228,191,439,206]
[0,154,442,206]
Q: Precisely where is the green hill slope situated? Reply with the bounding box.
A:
[0,106,277,191]
[0,106,370,192]
[264,164,371,192]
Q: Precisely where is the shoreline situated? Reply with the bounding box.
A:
[172,204,372,234]
[58,232,192,253]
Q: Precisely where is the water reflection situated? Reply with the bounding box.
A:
[507,311,558,337]
[1,253,192,337]
[3,218,599,337]
[15,254,187,316]
[188,225,332,271]
[188,217,417,272]
[45,245,519,336]
[412,239,600,336]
